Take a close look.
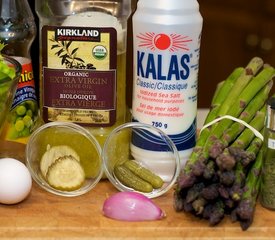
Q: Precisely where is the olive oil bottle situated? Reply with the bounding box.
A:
[35,0,132,147]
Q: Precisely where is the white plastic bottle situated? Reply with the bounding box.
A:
[131,0,203,172]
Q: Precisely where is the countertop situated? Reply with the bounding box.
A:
[1,110,275,239]
[1,176,275,239]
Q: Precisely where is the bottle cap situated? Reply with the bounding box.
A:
[266,97,275,130]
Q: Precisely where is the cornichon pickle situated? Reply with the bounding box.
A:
[123,160,164,189]
[114,165,153,193]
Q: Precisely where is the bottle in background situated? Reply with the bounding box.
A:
[0,0,39,144]
[35,0,132,147]
[131,0,203,174]
[260,97,275,210]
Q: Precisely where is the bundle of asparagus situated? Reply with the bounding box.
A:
[174,57,275,230]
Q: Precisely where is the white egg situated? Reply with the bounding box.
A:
[0,158,32,204]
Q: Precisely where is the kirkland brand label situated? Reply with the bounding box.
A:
[132,31,201,152]
[41,25,117,126]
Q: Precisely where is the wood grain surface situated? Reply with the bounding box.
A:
[1,141,275,239]
[1,180,275,239]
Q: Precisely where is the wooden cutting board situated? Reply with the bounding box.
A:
[0,141,275,239]
[1,181,275,239]
[0,140,25,161]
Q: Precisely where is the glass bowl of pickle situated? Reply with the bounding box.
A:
[0,56,21,135]
[102,122,181,198]
[26,122,103,197]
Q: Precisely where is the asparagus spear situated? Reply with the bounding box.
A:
[203,200,225,226]
[203,160,216,180]
[202,60,264,148]
[175,61,271,205]
[215,57,263,117]
[219,170,236,186]
[204,67,244,123]
[226,133,264,202]
[229,106,266,150]
[204,67,274,161]
[215,105,266,171]
[174,58,273,230]
[236,147,264,230]
[186,68,244,168]
[176,68,248,191]
[214,134,263,204]
[209,81,272,158]
[219,107,265,203]
[240,132,263,167]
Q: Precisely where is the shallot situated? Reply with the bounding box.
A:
[102,191,166,221]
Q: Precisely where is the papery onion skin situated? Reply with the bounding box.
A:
[102,192,166,221]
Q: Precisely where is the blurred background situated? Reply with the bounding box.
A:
[28,0,275,109]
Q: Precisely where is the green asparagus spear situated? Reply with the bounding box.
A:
[204,67,244,124]
[215,106,266,171]
[236,147,264,230]
[204,67,274,161]
[174,58,274,231]
[230,106,266,150]
[182,68,245,177]
[217,57,263,115]
[176,68,245,191]
[240,129,264,167]
[227,133,263,202]
[221,107,265,203]
[221,83,271,145]
[209,82,272,158]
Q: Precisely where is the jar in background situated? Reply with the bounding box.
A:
[260,97,275,210]
[0,0,39,144]
[35,0,132,147]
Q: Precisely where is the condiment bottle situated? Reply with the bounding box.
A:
[260,97,275,210]
[0,0,39,144]
[131,0,203,175]
[35,0,132,147]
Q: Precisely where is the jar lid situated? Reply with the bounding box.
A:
[267,97,275,109]
[266,97,275,130]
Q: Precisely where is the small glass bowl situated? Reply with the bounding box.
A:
[25,122,103,197]
[102,122,181,198]
[0,56,21,135]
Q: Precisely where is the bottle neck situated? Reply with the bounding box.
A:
[0,0,36,57]
[0,0,34,22]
